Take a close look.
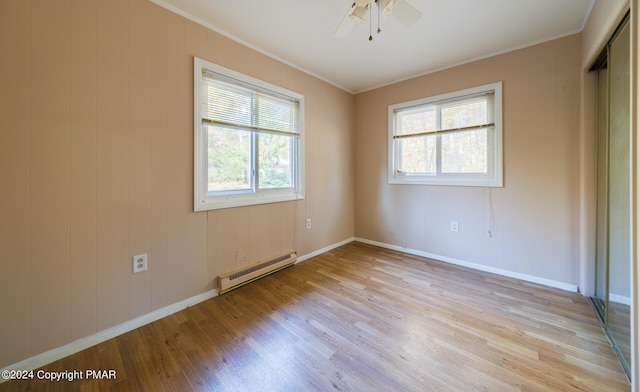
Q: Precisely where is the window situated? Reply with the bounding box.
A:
[388,82,503,187]
[194,57,304,211]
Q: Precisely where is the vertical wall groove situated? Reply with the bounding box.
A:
[0,0,354,369]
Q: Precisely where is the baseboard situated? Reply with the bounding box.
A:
[354,237,578,293]
[296,237,355,263]
[609,293,631,306]
[0,289,219,381]
[0,238,357,379]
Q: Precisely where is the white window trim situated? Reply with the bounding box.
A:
[388,81,503,187]
[194,57,305,211]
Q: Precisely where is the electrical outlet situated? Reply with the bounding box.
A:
[306,218,312,229]
[450,221,459,233]
[132,253,148,273]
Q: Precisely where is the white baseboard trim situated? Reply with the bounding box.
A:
[296,237,355,263]
[609,293,631,306]
[0,238,358,379]
[354,237,578,293]
[0,288,219,381]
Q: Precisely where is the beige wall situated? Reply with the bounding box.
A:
[355,34,582,286]
[0,0,354,368]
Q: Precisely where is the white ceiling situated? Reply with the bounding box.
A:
[151,0,594,93]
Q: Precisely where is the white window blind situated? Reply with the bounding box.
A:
[200,71,299,137]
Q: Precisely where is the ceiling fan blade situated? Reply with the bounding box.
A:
[348,4,369,23]
[391,0,421,26]
[377,0,396,17]
[334,13,355,37]
[334,3,368,38]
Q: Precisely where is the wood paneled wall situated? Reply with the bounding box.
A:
[0,0,355,368]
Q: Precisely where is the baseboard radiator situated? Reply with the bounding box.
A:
[218,252,297,294]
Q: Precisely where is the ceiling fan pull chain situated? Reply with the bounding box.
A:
[377,0,382,34]
[369,1,373,41]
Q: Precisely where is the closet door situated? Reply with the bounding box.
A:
[592,14,630,378]
[594,64,607,318]
[606,18,631,371]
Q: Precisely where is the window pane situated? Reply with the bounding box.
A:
[441,99,487,130]
[397,107,436,135]
[398,135,436,174]
[259,133,293,189]
[441,128,488,173]
[206,125,251,192]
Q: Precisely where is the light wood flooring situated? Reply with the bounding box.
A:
[0,242,630,391]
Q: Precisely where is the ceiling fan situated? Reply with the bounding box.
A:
[334,0,422,40]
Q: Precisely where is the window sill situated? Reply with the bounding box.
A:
[194,192,304,212]
[389,176,503,187]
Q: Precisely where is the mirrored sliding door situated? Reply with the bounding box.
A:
[593,12,631,378]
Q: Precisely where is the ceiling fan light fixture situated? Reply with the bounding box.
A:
[348,5,368,23]
[334,0,421,39]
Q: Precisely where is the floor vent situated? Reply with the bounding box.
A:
[218,252,296,294]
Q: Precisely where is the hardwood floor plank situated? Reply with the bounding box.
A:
[0,242,630,391]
